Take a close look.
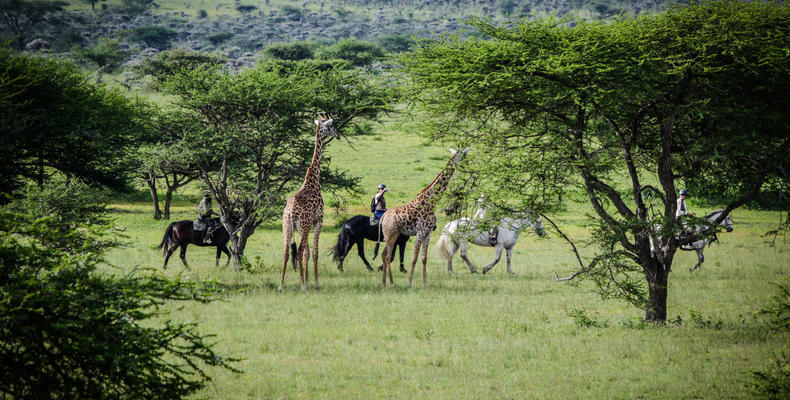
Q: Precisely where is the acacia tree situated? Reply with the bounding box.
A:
[165,61,389,269]
[402,1,790,322]
[0,0,66,50]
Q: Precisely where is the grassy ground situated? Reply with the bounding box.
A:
[104,116,789,399]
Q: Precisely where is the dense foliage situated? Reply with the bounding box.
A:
[0,211,237,399]
[317,38,385,67]
[0,49,148,197]
[402,0,790,321]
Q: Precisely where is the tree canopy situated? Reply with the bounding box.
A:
[401,0,790,322]
[0,49,149,197]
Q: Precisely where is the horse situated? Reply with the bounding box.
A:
[329,215,410,273]
[435,214,547,274]
[156,219,231,269]
[649,209,734,271]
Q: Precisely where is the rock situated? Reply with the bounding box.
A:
[25,38,50,51]
[141,47,160,56]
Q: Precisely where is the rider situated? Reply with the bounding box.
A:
[676,189,694,242]
[196,192,216,244]
[474,194,497,246]
[370,183,388,225]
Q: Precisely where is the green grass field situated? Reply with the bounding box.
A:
[102,115,789,399]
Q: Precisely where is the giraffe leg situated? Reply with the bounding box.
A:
[407,235,424,289]
[279,216,294,292]
[381,233,398,288]
[312,220,322,290]
[421,234,431,287]
[298,227,311,291]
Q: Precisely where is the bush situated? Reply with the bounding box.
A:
[197,8,208,18]
[51,27,84,52]
[281,5,302,20]
[204,31,233,46]
[127,26,178,50]
[0,210,239,399]
[263,41,316,61]
[236,4,256,13]
[316,38,384,67]
[72,38,128,73]
[376,34,414,54]
[135,48,225,86]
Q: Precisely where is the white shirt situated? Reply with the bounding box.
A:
[676,197,688,218]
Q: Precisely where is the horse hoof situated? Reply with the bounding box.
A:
[337,266,344,272]
[277,286,283,292]
[399,267,407,274]
[470,269,477,274]
[377,266,383,272]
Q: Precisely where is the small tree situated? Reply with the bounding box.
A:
[127,25,178,50]
[0,0,66,50]
[402,1,790,322]
[164,61,389,268]
[263,41,317,61]
[72,38,128,83]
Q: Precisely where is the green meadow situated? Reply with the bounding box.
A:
[104,117,789,399]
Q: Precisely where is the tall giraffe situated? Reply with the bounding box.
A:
[279,114,339,291]
[380,148,470,288]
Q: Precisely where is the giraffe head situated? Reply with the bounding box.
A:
[315,113,339,140]
[448,147,470,166]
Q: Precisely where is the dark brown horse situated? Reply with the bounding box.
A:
[156,219,231,269]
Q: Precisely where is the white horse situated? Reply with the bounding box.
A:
[435,214,546,274]
[649,209,734,271]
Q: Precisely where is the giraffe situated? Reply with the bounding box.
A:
[379,147,470,288]
[279,114,339,291]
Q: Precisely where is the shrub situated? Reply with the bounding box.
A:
[127,26,178,50]
[316,38,384,67]
[134,48,225,86]
[281,5,302,20]
[236,4,256,14]
[197,8,208,18]
[377,34,414,54]
[263,41,316,61]
[204,31,233,46]
[72,38,128,73]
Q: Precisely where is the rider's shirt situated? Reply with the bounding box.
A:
[676,198,689,218]
[198,198,213,218]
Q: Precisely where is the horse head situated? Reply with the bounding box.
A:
[706,210,734,233]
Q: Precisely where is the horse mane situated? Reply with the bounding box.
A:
[704,209,726,219]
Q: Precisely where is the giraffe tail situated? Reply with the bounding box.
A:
[436,231,452,261]
[290,242,297,270]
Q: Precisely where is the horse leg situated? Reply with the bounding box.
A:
[179,244,190,270]
[690,248,704,271]
[505,247,515,275]
[312,221,322,290]
[407,235,424,289]
[459,241,478,274]
[163,243,179,270]
[356,239,374,271]
[398,239,407,273]
[482,245,505,274]
[420,234,431,287]
[215,246,221,267]
[221,244,231,266]
[446,240,460,273]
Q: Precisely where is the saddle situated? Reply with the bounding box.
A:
[194,217,221,232]
[370,215,379,226]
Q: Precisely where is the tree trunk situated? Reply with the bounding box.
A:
[226,220,256,271]
[144,172,162,220]
[644,260,671,323]
[163,187,174,220]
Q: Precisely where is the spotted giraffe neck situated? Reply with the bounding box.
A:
[301,126,324,189]
[413,160,458,209]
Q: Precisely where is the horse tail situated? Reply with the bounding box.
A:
[290,242,297,269]
[330,226,352,264]
[436,231,452,261]
[373,242,380,260]
[156,222,175,254]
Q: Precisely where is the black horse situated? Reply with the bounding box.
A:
[156,219,231,269]
[330,215,410,273]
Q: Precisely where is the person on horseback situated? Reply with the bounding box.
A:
[370,183,388,225]
[196,192,216,244]
[676,189,695,243]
